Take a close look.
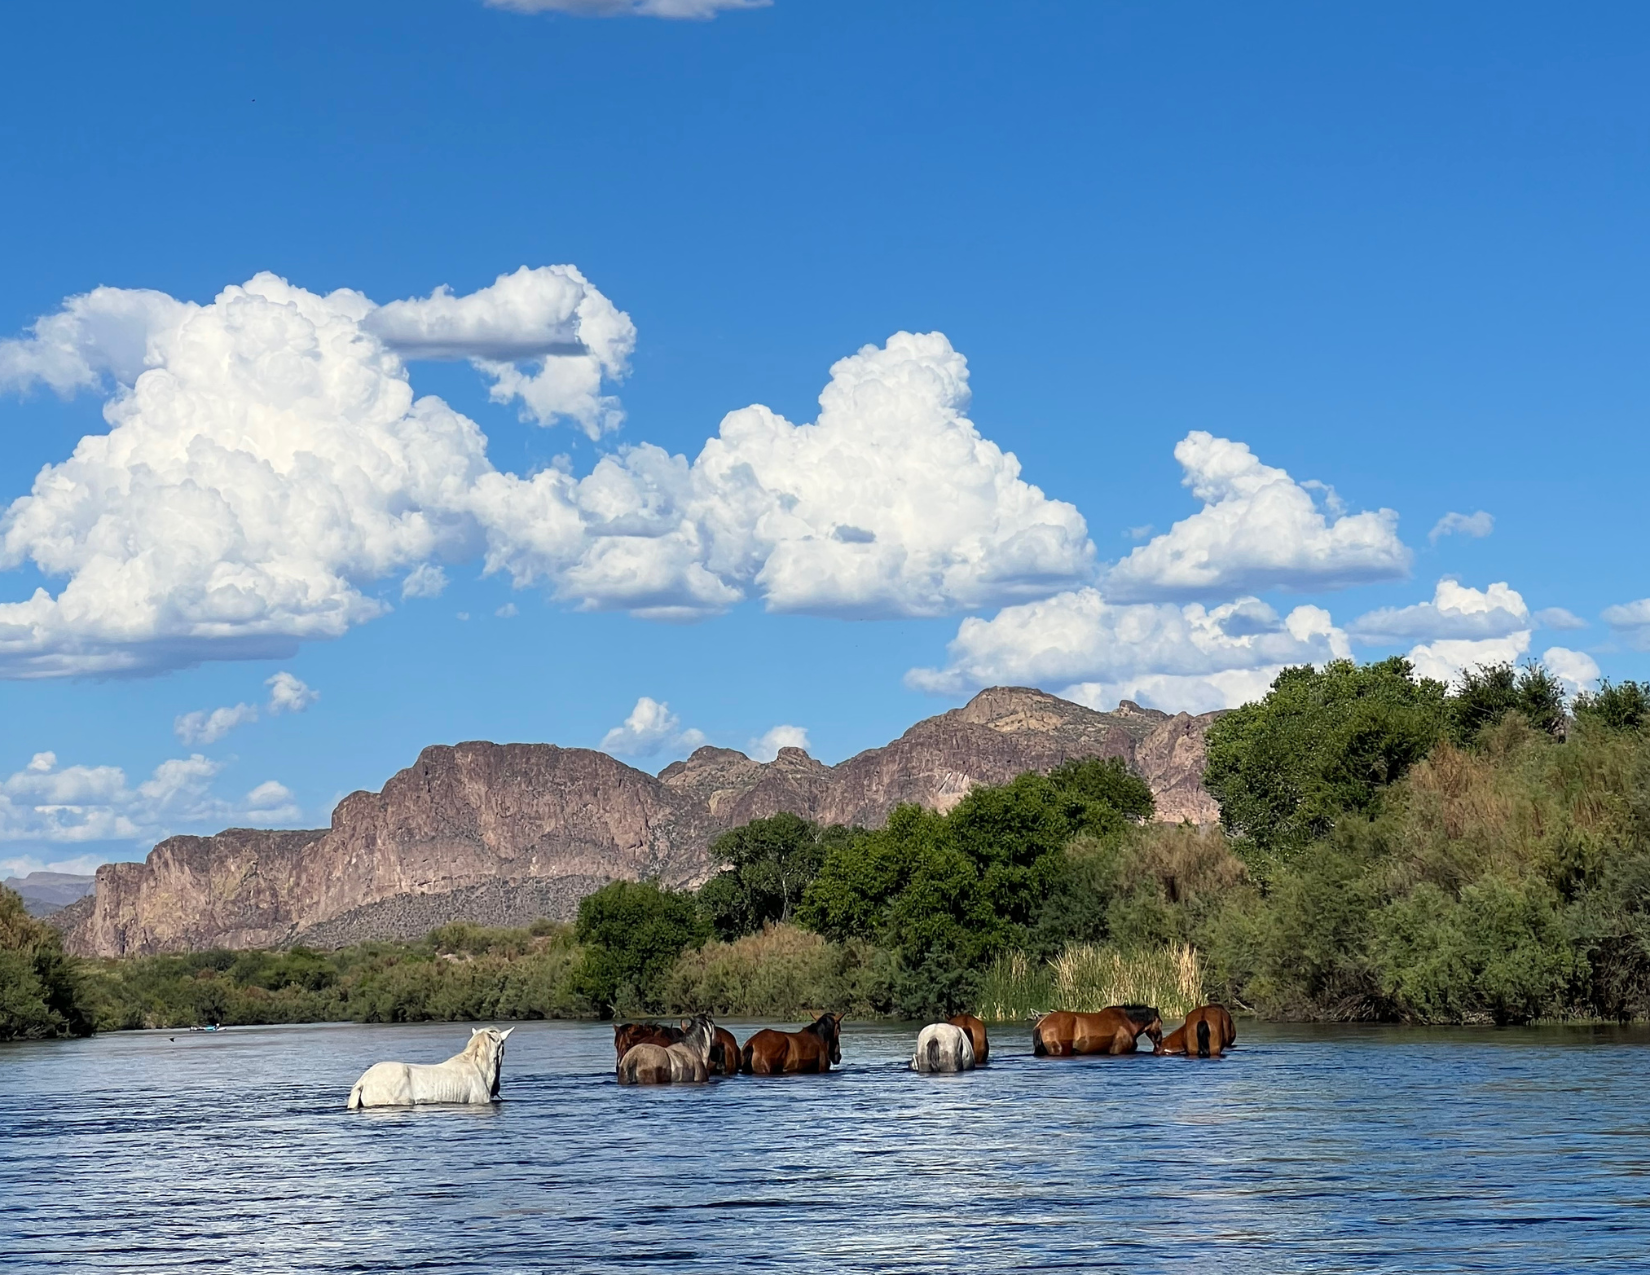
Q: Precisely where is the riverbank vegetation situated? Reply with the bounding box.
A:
[18,658,1650,1036]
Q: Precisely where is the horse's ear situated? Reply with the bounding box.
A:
[471,1027,482,1035]
[680,1018,691,1030]
[499,1027,514,1039]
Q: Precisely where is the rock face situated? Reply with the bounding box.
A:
[61,687,1222,957]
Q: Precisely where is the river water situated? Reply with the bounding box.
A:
[3,1019,1648,1272]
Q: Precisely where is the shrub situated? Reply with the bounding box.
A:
[573,880,708,1015]
[0,886,91,1040]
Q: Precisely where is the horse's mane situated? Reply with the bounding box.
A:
[1119,1004,1160,1025]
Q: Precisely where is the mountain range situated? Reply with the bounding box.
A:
[55,687,1222,957]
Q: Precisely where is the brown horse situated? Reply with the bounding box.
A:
[947,1012,989,1065]
[707,1025,742,1077]
[1157,1004,1236,1058]
[1032,1005,1162,1057]
[741,1012,843,1075]
[612,1022,683,1071]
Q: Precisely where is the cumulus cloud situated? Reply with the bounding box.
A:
[1405,634,1532,686]
[1602,599,1650,651]
[750,724,809,761]
[0,286,190,395]
[364,266,635,437]
[907,587,1350,713]
[1,274,1090,674]
[174,703,259,745]
[472,330,1094,620]
[1350,579,1528,644]
[0,751,299,844]
[400,563,449,600]
[1543,647,1601,698]
[1104,433,1410,602]
[1429,510,1494,544]
[487,0,770,17]
[598,696,708,759]
[265,671,317,714]
[1534,607,1587,631]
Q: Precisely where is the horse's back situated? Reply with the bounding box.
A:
[618,1043,673,1085]
[741,1027,826,1075]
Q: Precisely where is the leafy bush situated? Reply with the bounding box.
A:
[573,880,708,1015]
[697,814,849,940]
[1574,679,1650,732]
[0,886,91,1040]
[658,922,897,1017]
[1203,658,1450,864]
[1449,661,1566,743]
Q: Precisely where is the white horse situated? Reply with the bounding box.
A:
[912,1022,976,1073]
[617,1014,716,1085]
[346,1027,514,1109]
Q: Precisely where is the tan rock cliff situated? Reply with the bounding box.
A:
[62,687,1222,956]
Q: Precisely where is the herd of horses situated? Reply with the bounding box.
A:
[343,1003,1236,1106]
[609,1001,1236,1085]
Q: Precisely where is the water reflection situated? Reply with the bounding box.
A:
[3,1020,1648,1272]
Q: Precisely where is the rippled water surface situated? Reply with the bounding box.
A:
[4,1019,1650,1272]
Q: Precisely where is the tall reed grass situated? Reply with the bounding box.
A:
[975,943,1205,1022]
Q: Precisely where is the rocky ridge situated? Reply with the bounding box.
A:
[61,687,1222,957]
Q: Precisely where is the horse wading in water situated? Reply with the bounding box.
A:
[617,1014,718,1085]
[912,1022,976,1072]
[612,1022,683,1071]
[1032,1006,1162,1057]
[741,1012,843,1074]
[347,1027,513,1108]
[947,1012,989,1064]
[1157,1005,1237,1058]
[708,1024,742,1077]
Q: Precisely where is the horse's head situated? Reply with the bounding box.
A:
[677,1015,717,1066]
[1119,1004,1162,1046]
[469,1026,514,1097]
[810,1011,843,1064]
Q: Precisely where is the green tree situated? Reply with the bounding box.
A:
[572,880,708,1015]
[1203,658,1450,864]
[1574,679,1650,733]
[1450,661,1566,743]
[697,813,847,940]
[0,885,92,1040]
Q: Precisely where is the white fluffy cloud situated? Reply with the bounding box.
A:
[749,724,810,761]
[487,0,770,17]
[265,671,318,714]
[598,696,708,759]
[461,330,1095,621]
[1603,599,1650,651]
[1104,432,1410,602]
[0,274,1091,674]
[174,703,258,746]
[172,671,316,745]
[364,265,635,438]
[400,563,449,600]
[1543,647,1601,698]
[1534,607,1587,631]
[1404,634,1531,686]
[907,587,1351,713]
[1429,510,1494,543]
[1350,579,1528,644]
[0,750,297,844]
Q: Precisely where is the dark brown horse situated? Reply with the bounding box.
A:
[947,1012,989,1065]
[707,1025,742,1077]
[1032,1005,1162,1056]
[741,1012,843,1074]
[612,1022,683,1071]
[1157,1004,1236,1058]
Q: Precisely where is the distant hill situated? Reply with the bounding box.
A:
[3,871,95,918]
[58,687,1223,957]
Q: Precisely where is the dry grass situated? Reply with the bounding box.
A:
[977,942,1206,1022]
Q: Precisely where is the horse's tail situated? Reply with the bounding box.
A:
[740,1041,754,1075]
[926,1036,942,1071]
[1032,1020,1048,1057]
[346,1080,365,1110]
[1196,1019,1211,1059]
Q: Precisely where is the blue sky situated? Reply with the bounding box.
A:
[3,0,1648,875]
